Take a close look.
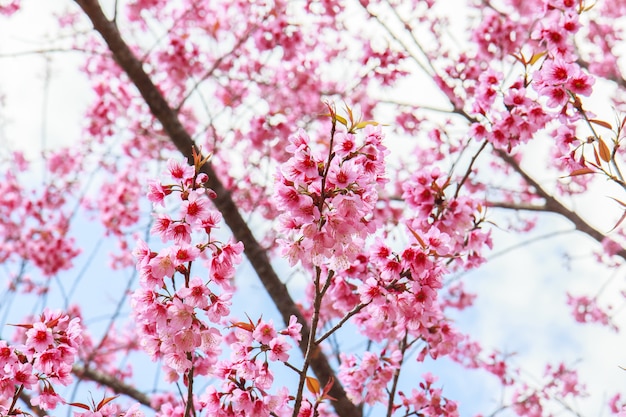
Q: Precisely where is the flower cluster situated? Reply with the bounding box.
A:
[338,350,401,405]
[200,316,301,416]
[276,124,388,271]
[0,151,81,282]
[132,159,243,378]
[0,309,82,413]
[92,169,142,237]
[566,293,617,331]
[511,362,587,417]
[534,58,594,109]
[401,167,492,270]
[396,373,459,417]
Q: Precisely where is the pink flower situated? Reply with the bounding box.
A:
[25,322,54,351]
[133,239,154,268]
[30,384,62,410]
[199,211,222,233]
[169,222,192,244]
[206,292,232,322]
[147,180,170,206]
[151,214,173,242]
[538,59,573,85]
[180,190,210,223]
[335,132,357,157]
[176,277,210,309]
[280,315,302,343]
[149,251,176,280]
[253,320,277,345]
[566,67,594,96]
[602,237,623,257]
[167,297,195,329]
[172,245,200,265]
[167,158,194,181]
[268,336,290,362]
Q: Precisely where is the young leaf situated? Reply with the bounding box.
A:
[510,52,527,65]
[96,395,119,411]
[343,103,354,125]
[334,113,348,127]
[528,51,547,65]
[306,376,321,395]
[321,376,338,401]
[609,196,626,208]
[68,402,91,411]
[562,167,595,178]
[598,138,612,163]
[593,145,601,166]
[589,119,612,130]
[353,120,380,131]
[230,321,255,332]
[608,209,626,233]
[407,224,428,249]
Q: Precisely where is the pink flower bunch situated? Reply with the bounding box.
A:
[533,58,595,108]
[396,373,459,417]
[566,293,617,331]
[401,167,492,270]
[0,309,83,413]
[464,2,600,154]
[92,169,142,237]
[199,316,301,416]
[361,43,409,87]
[472,8,522,58]
[338,350,401,405]
[0,151,81,284]
[511,362,586,417]
[132,158,243,378]
[449,339,514,386]
[276,125,388,271]
[543,363,587,399]
[0,0,19,16]
[609,393,626,416]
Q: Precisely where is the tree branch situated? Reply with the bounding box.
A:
[17,390,47,417]
[72,365,153,407]
[495,150,626,260]
[72,1,360,416]
[486,201,549,212]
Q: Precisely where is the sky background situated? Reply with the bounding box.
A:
[1,2,626,417]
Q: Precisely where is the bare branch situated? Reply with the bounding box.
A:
[17,390,47,417]
[72,365,153,407]
[487,201,549,212]
[495,150,626,260]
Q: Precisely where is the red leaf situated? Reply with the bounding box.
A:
[589,119,612,130]
[230,321,255,332]
[306,376,321,395]
[68,402,91,411]
[608,209,626,233]
[565,168,595,177]
[598,138,612,163]
[609,197,626,208]
[407,225,427,249]
[96,395,119,411]
[321,376,337,401]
